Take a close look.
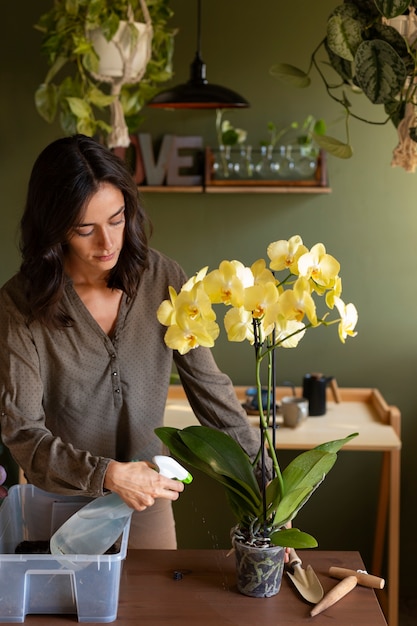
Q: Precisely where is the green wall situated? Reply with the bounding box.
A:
[1,0,415,605]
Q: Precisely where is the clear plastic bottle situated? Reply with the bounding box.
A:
[50,492,133,555]
[50,456,192,555]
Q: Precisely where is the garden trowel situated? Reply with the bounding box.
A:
[286,548,324,604]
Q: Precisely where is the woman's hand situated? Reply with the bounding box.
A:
[104,460,184,511]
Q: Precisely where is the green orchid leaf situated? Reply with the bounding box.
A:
[155,426,212,475]
[355,40,407,104]
[269,63,311,88]
[327,14,364,62]
[34,83,58,123]
[273,485,315,528]
[265,476,282,512]
[374,0,410,19]
[313,133,353,159]
[178,427,261,495]
[314,432,358,453]
[155,426,262,518]
[226,488,262,522]
[282,450,337,494]
[270,527,318,549]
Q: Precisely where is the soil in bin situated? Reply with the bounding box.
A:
[14,540,119,554]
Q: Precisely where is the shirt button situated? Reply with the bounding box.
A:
[112,372,118,376]
[115,388,120,393]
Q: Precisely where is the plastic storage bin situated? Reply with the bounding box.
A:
[0,484,130,623]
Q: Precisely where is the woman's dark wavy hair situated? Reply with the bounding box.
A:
[20,134,152,328]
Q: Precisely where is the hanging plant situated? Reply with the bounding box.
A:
[272,1,417,171]
[34,0,176,147]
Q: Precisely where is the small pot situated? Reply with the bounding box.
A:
[232,534,285,598]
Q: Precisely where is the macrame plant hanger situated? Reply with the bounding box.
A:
[90,0,153,148]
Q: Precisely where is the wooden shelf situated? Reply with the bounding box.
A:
[138,147,331,194]
[139,185,204,193]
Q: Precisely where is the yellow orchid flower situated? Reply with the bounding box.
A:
[277,277,318,325]
[203,260,253,306]
[164,318,220,355]
[243,282,279,319]
[175,283,216,325]
[334,297,358,343]
[224,307,254,343]
[251,259,277,286]
[297,243,340,289]
[267,235,308,274]
[156,285,179,326]
[158,237,357,380]
[275,319,306,348]
[182,266,209,291]
[325,276,342,309]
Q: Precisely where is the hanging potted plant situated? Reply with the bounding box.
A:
[34,0,176,148]
[155,234,359,598]
[272,0,417,171]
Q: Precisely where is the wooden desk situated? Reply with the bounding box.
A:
[22,550,387,625]
[164,386,401,626]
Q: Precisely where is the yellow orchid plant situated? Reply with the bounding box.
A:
[156,235,358,549]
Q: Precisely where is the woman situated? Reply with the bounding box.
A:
[0,135,263,549]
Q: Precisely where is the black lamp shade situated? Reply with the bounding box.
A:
[147,19,249,110]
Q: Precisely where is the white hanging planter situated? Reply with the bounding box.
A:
[89,20,152,81]
[85,1,153,149]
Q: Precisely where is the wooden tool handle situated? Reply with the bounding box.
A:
[329,566,385,589]
[288,547,301,567]
[310,575,357,617]
[329,378,341,403]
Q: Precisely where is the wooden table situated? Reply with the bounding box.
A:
[164,386,401,626]
[22,550,387,624]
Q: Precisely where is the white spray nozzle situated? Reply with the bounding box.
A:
[153,455,193,484]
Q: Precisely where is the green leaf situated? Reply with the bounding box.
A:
[274,484,317,527]
[313,118,327,136]
[88,85,115,108]
[65,0,79,17]
[314,432,358,453]
[155,426,262,519]
[44,56,68,84]
[222,129,239,146]
[76,117,95,136]
[355,39,407,104]
[179,427,261,496]
[82,48,100,75]
[374,0,410,19]
[324,40,353,83]
[327,14,364,62]
[66,96,92,119]
[34,83,58,123]
[270,527,318,549]
[313,133,353,159]
[282,450,337,495]
[269,63,311,88]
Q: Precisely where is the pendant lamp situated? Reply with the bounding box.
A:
[147,0,249,109]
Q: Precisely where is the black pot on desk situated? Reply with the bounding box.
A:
[302,373,333,416]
